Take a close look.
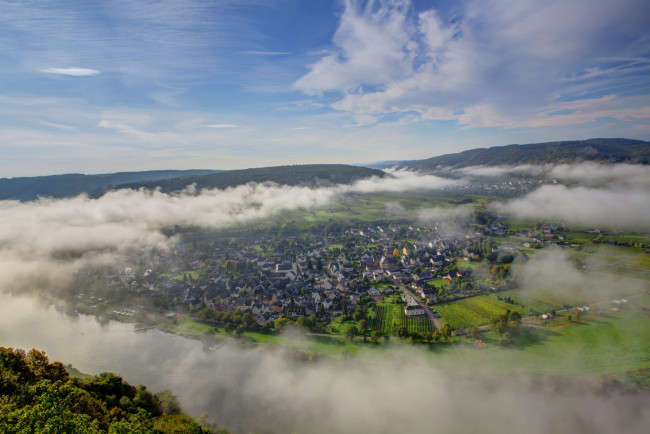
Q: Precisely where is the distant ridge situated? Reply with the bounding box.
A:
[391,138,650,171]
[0,169,219,201]
[100,164,385,196]
[0,165,385,201]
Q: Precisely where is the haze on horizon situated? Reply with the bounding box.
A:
[1,0,650,177]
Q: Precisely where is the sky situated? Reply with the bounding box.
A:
[1,0,649,177]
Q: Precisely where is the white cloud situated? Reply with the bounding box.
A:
[0,171,460,279]
[293,0,414,95]
[41,67,100,76]
[493,184,650,231]
[294,0,650,130]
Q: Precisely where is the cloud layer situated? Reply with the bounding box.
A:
[0,171,459,288]
[487,163,650,230]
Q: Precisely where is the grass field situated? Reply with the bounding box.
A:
[159,297,650,375]
[451,299,650,375]
[491,291,561,313]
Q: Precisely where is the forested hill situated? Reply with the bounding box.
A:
[0,169,219,201]
[392,138,650,171]
[97,164,385,196]
[0,347,226,433]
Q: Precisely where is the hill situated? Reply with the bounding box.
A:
[0,170,219,201]
[98,164,385,195]
[0,346,227,433]
[391,138,650,171]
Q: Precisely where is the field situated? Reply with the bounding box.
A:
[490,291,560,314]
[450,296,650,375]
[369,303,434,335]
[277,191,479,224]
[435,295,526,330]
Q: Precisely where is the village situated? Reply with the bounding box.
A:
[70,215,593,336]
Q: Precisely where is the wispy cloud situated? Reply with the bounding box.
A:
[245,50,290,56]
[205,124,238,129]
[41,67,100,76]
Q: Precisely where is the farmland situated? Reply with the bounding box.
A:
[489,291,560,314]
[435,295,526,330]
[369,303,435,336]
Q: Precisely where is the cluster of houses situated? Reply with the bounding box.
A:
[105,218,587,327]
[110,224,480,326]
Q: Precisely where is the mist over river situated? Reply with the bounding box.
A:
[0,293,236,423]
[2,291,649,434]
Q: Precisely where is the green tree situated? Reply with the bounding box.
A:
[358,319,368,342]
[344,324,358,342]
[440,324,452,341]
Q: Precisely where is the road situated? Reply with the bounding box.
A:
[391,277,443,330]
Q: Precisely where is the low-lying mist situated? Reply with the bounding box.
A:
[0,170,458,291]
[1,292,648,434]
[514,247,648,305]
[0,163,649,433]
[481,162,650,230]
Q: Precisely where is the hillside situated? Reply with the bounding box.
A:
[0,347,226,433]
[391,138,650,171]
[98,164,385,195]
[0,170,219,201]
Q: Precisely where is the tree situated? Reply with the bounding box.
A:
[440,324,452,341]
[370,330,383,343]
[274,317,290,331]
[155,389,182,415]
[396,325,408,340]
[344,324,358,342]
[358,319,368,342]
[296,316,313,330]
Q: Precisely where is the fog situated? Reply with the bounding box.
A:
[514,247,647,305]
[1,166,649,433]
[0,170,458,290]
[2,292,648,434]
[450,162,650,188]
[493,184,650,231]
[484,163,650,231]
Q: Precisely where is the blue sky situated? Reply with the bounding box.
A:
[1,0,649,176]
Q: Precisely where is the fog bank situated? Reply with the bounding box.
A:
[1,292,648,434]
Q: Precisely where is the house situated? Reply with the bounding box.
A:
[404,305,425,316]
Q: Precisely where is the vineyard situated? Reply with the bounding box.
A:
[370,303,434,336]
[435,295,526,330]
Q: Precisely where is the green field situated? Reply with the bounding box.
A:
[450,299,650,375]
[435,295,526,330]
[490,291,560,314]
[426,279,447,288]
[370,303,434,336]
